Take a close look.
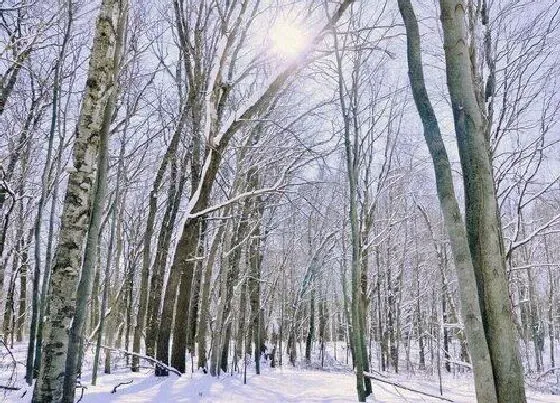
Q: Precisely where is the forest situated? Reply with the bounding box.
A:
[0,0,559,402]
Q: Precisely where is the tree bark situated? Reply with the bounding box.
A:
[545,237,555,369]
[333,21,367,400]
[34,118,67,378]
[28,2,73,382]
[305,288,315,363]
[247,173,263,374]
[197,213,228,370]
[437,1,526,401]
[397,0,499,400]
[158,149,222,376]
[62,5,126,398]
[235,260,248,362]
[103,140,126,375]
[186,221,205,354]
[145,155,184,357]
[15,250,27,343]
[217,200,251,374]
[167,218,202,374]
[32,1,125,400]
[133,106,186,371]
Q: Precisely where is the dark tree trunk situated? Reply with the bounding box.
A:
[305,288,315,363]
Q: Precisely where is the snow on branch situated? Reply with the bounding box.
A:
[509,211,560,253]
[212,0,356,149]
[182,0,355,221]
[186,185,282,220]
[186,150,303,219]
[362,373,454,402]
[509,263,560,272]
[99,345,182,376]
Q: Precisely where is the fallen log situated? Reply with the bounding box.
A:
[363,372,453,402]
[99,345,182,376]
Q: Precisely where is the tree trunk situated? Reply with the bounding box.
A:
[16,248,27,342]
[438,1,526,401]
[167,218,202,373]
[156,216,200,375]
[545,237,555,369]
[167,105,205,374]
[12,187,26,345]
[319,294,327,368]
[332,21,367,399]
[210,245,229,377]
[103,140,126,375]
[236,261,248,361]
[28,3,73,382]
[34,120,66,378]
[218,205,250,373]
[387,269,398,373]
[397,0,500,401]
[442,279,451,373]
[305,288,315,363]
[32,1,125,400]
[358,188,372,394]
[62,110,109,402]
[197,213,228,370]
[528,266,542,372]
[61,6,126,397]
[3,257,17,343]
[186,221,205,355]
[145,156,182,358]
[92,119,127,388]
[158,147,222,376]
[416,254,426,370]
[248,191,262,374]
[133,106,186,371]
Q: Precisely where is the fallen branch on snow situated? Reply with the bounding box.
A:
[363,372,453,402]
[536,367,560,382]
[99,345,182,376]
[111,380,133,393]
[76,385,87,403]
[0,385,20,391]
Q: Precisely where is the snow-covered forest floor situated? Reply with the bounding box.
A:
[2,342,560,402]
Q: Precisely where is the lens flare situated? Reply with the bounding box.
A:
[270,22,308,58]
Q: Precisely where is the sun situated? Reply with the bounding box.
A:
[270,22,309,58]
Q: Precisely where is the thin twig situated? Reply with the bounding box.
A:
[76,385,87,403]
[111,380,133,393]
[99,345,182,376]
[363,372,454,402]
[536,367,560,381]
[0,385,20,391]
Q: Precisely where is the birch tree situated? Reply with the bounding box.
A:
[33,1,127,401]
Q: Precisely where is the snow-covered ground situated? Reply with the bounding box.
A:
[2,342,560,402]
[6,366,560,402]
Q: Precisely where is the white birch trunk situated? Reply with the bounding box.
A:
[33,1,124,401]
